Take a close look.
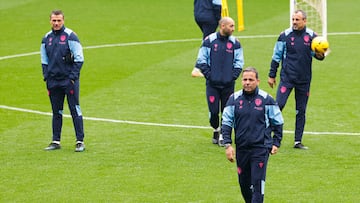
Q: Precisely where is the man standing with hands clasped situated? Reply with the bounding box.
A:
[222,67,284,203]
[40,10,86,152]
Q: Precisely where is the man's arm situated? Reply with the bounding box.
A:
[232,44,244,80]
[40,39,49,81]
[221,94,236,145]
[68,33,84,81]
[269,40,285,78]
[222,94,236,163]
[267,104,284,148]
[195,43,211,79]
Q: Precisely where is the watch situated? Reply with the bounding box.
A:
[225,143,232,149]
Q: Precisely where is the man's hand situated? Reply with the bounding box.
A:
[226,146,235,162]
[191,67,204,77]
[315,51,325,60]
[270,145,279,155]
[268,77,276,88]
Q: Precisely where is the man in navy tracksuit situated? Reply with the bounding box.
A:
[194,0,222,39]
[40,10,85,152]
[268,10,325,149]
[222,67,284,203]
[195,17,244,146]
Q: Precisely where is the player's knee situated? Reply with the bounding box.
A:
[75,105,82,116]
[70,105,82,117]
[296,108,306,115]
[53,109,63,116]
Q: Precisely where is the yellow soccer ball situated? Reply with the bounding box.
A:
[311,36,329,54]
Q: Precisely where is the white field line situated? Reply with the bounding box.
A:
[1,32,359,61]
[1,32,360,135]
[1,105,359,136]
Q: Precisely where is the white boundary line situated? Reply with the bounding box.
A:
[1,32,360,61]
[1,32,360,136]
[0,105,209,129]
[1,105,359,136]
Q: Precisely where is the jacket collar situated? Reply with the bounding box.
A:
[244,86,259,97]
[217,32,229,40]
[52,26,65,35]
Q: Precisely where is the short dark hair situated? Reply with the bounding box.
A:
[295,9,307,19]
[50,10,64,19]
[242,67,259,79]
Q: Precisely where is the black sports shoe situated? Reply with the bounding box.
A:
[44,143,61,151]
[212,130,219,144]
[294,143,309,150]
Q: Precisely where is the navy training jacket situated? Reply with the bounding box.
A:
[40,26,84,81]
[195,32,244,87]
[269,27,318,84]
[194,0,222,23]
[221,87,284,149]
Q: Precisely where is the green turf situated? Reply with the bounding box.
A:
[1,0,359,202]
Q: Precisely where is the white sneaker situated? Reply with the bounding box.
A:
[218,134,224,147]
[75,142,85,152]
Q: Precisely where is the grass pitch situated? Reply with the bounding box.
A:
[0,0,359,202]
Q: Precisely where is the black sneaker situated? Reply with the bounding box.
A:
[75,142,85,152]
[294,143,309,150]
[212,131,219,144]
[44,143,61,151]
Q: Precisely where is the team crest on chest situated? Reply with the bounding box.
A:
[59,35,67,44]
[255,98,262,106]
[226,42,233,53]
[227,42,233,49]
[60,35,67,41]
[303,35,310,42]
[254,98,263,110]
[303,35,311,46]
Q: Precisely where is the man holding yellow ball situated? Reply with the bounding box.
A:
[267,9,327,150]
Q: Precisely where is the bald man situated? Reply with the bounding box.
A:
[195,17,244,146]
